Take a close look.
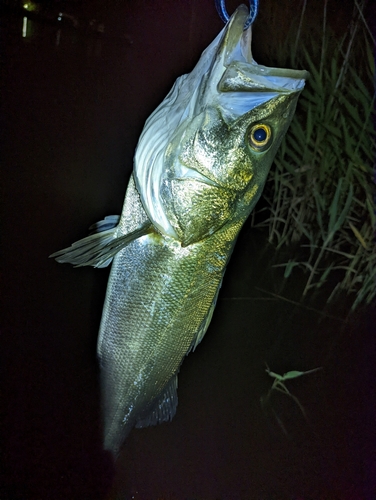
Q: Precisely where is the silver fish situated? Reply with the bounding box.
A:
[51,6,308,455]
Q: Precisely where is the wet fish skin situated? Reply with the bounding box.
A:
[99,92,302,454]
[50,5,308,455]
[98,175,245,452]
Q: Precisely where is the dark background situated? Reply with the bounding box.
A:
[1,0,375,498]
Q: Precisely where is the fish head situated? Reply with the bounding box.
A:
[134,6,309,246]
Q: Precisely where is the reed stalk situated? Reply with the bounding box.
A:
[252,0,375,311]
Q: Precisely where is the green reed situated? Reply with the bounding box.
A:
[252,0,375,310]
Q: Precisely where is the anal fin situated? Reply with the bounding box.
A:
[135,375,178,429]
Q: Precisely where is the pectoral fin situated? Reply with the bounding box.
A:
[50,218,152,268]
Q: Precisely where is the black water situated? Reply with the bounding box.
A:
[2,2,375,499]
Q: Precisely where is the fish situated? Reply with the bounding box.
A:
[50,5,309,455]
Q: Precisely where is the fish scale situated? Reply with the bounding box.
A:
[99,200,241,452]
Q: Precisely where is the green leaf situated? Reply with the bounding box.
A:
[282,367,322,380]
[348,221,368,250]
[283,260,299,278]
[322,122,342,139]
[317,262,334,288]
[339,96,365,129]
[326,182,354,243]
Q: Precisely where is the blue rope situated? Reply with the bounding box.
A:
[215,0,259,29]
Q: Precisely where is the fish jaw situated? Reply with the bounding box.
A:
[133,5,308,244]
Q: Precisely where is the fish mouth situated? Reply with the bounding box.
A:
[170,7,309,192]
[218,61,309,93]
[134,5,309,241]
[219,4,309,86]
[228,6,309,85]
[204,5,309,120]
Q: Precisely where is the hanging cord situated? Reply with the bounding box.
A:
[215,0,259,29]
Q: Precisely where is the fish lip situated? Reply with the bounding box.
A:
[218,60,309,95]
[216,6,309,95]
[251,66,310,82]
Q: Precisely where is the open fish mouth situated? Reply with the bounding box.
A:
[134,5,309,241]
[199,5,309,121]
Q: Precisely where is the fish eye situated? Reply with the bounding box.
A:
[247,124,272,152]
